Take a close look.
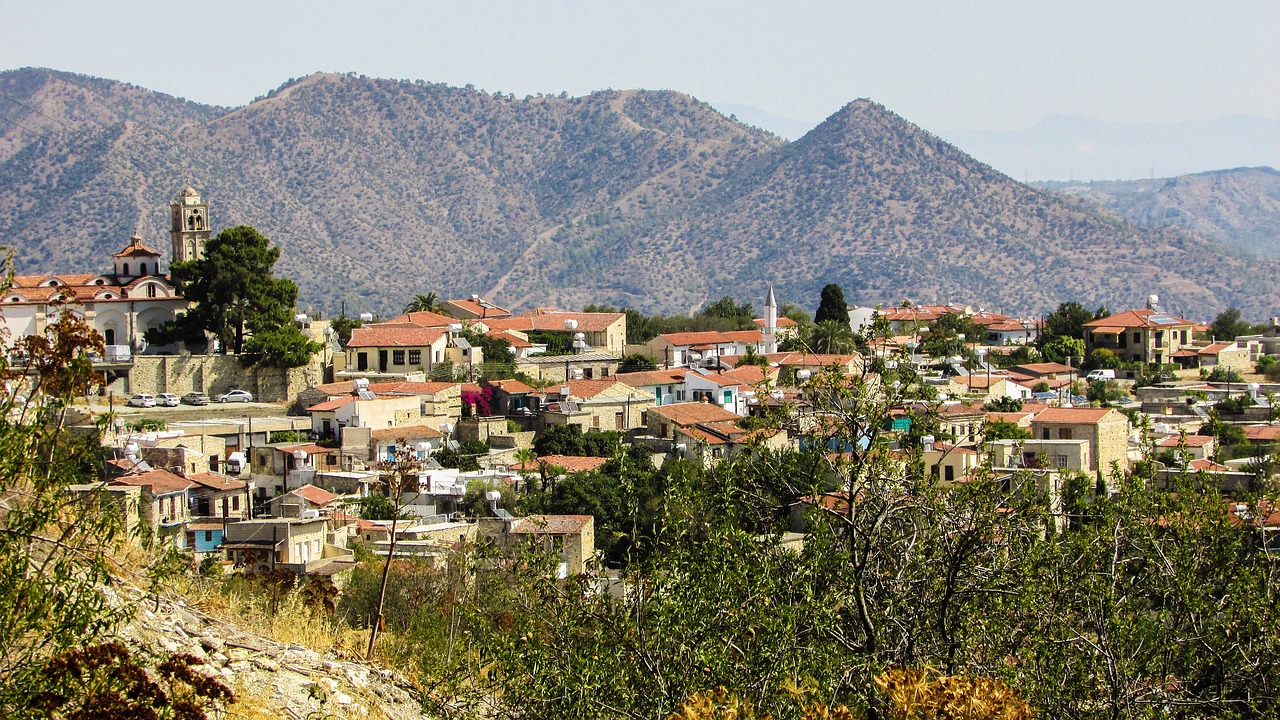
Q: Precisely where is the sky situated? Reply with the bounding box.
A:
[1,1,1277,173]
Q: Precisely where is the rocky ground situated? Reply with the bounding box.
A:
[111,585,430,719]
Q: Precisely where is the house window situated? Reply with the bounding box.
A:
[408,349,421,365]
[602,367,610,377]
[1042,428,1050,440]
[122,263,130,275]
[712,448,723,458]
[1133,332,1141,345]
[205,531,213,542]
[944,466,955,482]
[1055,455,1068,468]
[676,390,686,401]
[147,284,158,298]
[640,411,648,426]
[654,388,662,402]
[1154,331,1164,348]
[1058,428,1073,440]
[435,350,442,362]
[232,496,240,511]
[584,367,593,379]
[723,390,732,405]
[393,350,405,365]
[357,353,368,371]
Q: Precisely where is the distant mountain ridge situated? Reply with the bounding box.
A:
[1034,167,1280,259]
[1,66,1277,319]
[937,115,1280,182]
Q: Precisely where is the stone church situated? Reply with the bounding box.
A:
[1,186,211,358]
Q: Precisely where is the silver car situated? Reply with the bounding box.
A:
[156,393,181,407]
[217,389,254,403]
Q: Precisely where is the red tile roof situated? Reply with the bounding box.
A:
[1242,426,1280,442]
[486,378,536,394]
[488,330,532,347]
[1156,435,1215,447]
[187,472,247,491]
[613,369,686,387]
[753,317,799,327]
[307,396,355,412]
[370,425,443,440]
[649,402,741,426]
[513,455,609,473]
[509,514,593,534]
[111,469,192,495]
[347,324,447,348]
[445,298,512,317]
[384,310,460,327]
[1031,407,1118,424]
[1011,362,1074,376]
[285,484,338,507]
[655,331,736,346]
[1083,308,1194,330]
[486,311,624,333]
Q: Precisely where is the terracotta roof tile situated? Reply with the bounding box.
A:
[347,324,447,348]
[285,484,338,507]
[187,472,247,491]
[509,514,593,534]
[1083,309,1194,330]
[370,425,443,440]
[486,311,623,333]
[649,402,740,426]
[514,455,609,473]
[384,310,460,327]
[111,469,192,495]
[1031,407,1118,424]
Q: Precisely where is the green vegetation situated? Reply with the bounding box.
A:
[531,424,622,457]
[147,226,320,368]
[617,353,658,373]
[0,297,229,717]
[814,283,850,326]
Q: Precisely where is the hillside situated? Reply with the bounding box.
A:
[1036,167,1280,258]
[1,67,1277,318]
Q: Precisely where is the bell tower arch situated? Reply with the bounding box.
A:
[170,185,210,265]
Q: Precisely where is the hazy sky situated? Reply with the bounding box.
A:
[1,0,1277,133]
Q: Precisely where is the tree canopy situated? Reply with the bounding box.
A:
[814,283,850,326]
[147,226,318,367]
[1210,307,1257,341]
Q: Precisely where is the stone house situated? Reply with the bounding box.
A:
[1083,306,1196,366]
[187,471,250,520]
[539,378,654,432]
[485,310,627,357]
[110,469,194,549]
[1029,407,1130,485]
[267,483,340,518]
[222,517,353,574]
[505,515,595,577]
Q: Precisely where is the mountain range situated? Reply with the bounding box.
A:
[1,67,1276,320]
[1034,167,1280,259]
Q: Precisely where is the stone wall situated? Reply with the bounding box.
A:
[128,354,320,403]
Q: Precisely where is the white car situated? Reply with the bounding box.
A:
[217,389,254,403]
[156,393,181,407]
[128,393,156,408]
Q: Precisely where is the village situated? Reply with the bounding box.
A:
[5,185,1279,585]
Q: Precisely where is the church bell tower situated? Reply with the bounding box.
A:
[170,185,210,264]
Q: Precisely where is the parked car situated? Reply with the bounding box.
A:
[181,392,211,406]
[217,389,253,403]
[128,393,156,408]
[156,393,181,407]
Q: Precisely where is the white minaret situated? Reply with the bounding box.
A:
[764,284,778,354]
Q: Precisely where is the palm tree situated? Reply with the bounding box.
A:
[807,319,858,354]
[403,291,446,315]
